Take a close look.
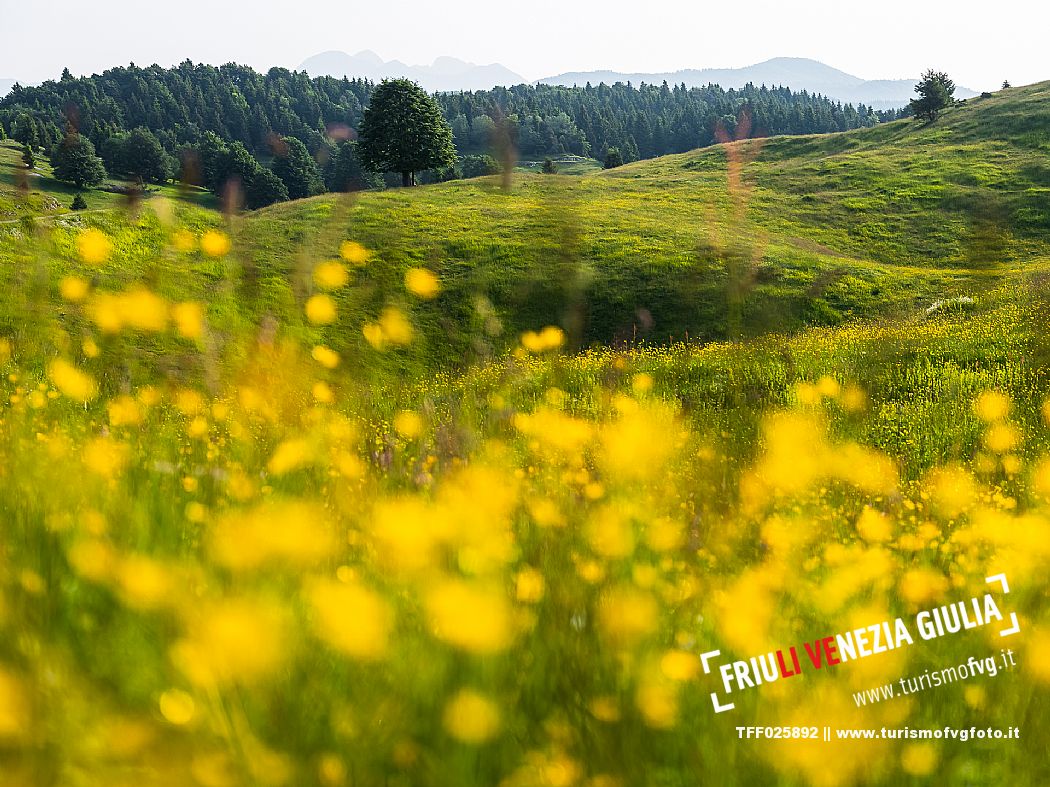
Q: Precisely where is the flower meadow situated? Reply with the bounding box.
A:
[0,212,1049,787]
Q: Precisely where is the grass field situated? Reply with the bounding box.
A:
[0,140,216,221]
[517,156,605,175]
[0,83,1049,786]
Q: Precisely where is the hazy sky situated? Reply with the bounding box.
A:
[0,0,1045,91]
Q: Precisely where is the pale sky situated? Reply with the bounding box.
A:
[0,0,1045,92]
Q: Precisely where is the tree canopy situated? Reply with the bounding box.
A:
[271,135,324,199]
[1,62,891,181]
[910,70,956,123]
[50,133,106,188]
[102,127,172,183]
[358,79,456,186]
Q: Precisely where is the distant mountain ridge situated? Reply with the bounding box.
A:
[300,50,525,92]
[537,57,977,109]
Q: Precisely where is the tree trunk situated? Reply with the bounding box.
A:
[402,171,411,187]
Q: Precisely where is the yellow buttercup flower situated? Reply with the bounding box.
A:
[521,326,566,353]
[48,359,97,402]
[307,579,392,660]
[172,302,204,339]
[425,580,513,654]
[443,690,501,743]
[394,410,424,439]
[306,294,337,325]
[312,345,340,368]
[314,260,350,290]
[77,228,112,265]
[59,276,89,302]
[405,267,440,299]
[974,390,1011,422]
[200,230,231,257]
[158,689,196,726]
[339,240,370,265]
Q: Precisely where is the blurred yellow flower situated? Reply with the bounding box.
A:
[900,743,938,776]
[925,465,978,518]
[312,345,340,368]
[856,507,893,542]
[59,275,89,302]
[899,568,948,606]
[379,307,413,345]
[405,267,440,299]
[158,689,196,726]
[974,390,1011,422]
[1023,629,1050,684]
[267,438,314,475]
[312,381,334,403]
[200,230,231,257]
[631,372,654,394]
[521,326,566,353]
[107,395,143,427]
[0,669,30,741]
[173,597,290,686]
[660,650,701,681]
[1033,457,1050,499]
[339,240,371,265]
[636,680,678,728]
[83,437,129,477]
[172,302,204,339]
[598,586,657,646]
[314,260,349,290]
[443,690,501,743]
[116,554,174,610]
[394,410,424,439]
[48,359,97,402]
[306,294,337,325]
[77,228,112,265]
[984,422,1020,454]
[426,580,513,654]
[515,567,546,603]
[307,579,393,660]
[210,501,334,572]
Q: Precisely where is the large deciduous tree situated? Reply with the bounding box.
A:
[910,70,956,123]
[245,168,289,209]
[357,79,456,186]
[102,127,172,184]
[51,133,107,188]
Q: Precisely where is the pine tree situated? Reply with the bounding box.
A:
[910,70,956,123]
[270,136,324,199]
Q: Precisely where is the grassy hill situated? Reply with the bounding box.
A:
[228,82,1050,356]
[0,139,216,221]
[2,82,1049,371]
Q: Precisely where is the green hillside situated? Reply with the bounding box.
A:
[2,82,1048,369]
[229,82,1050,353]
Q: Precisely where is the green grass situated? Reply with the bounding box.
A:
[517,156,604,175]
[0,140,216,222]
[3,82,1050,371]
